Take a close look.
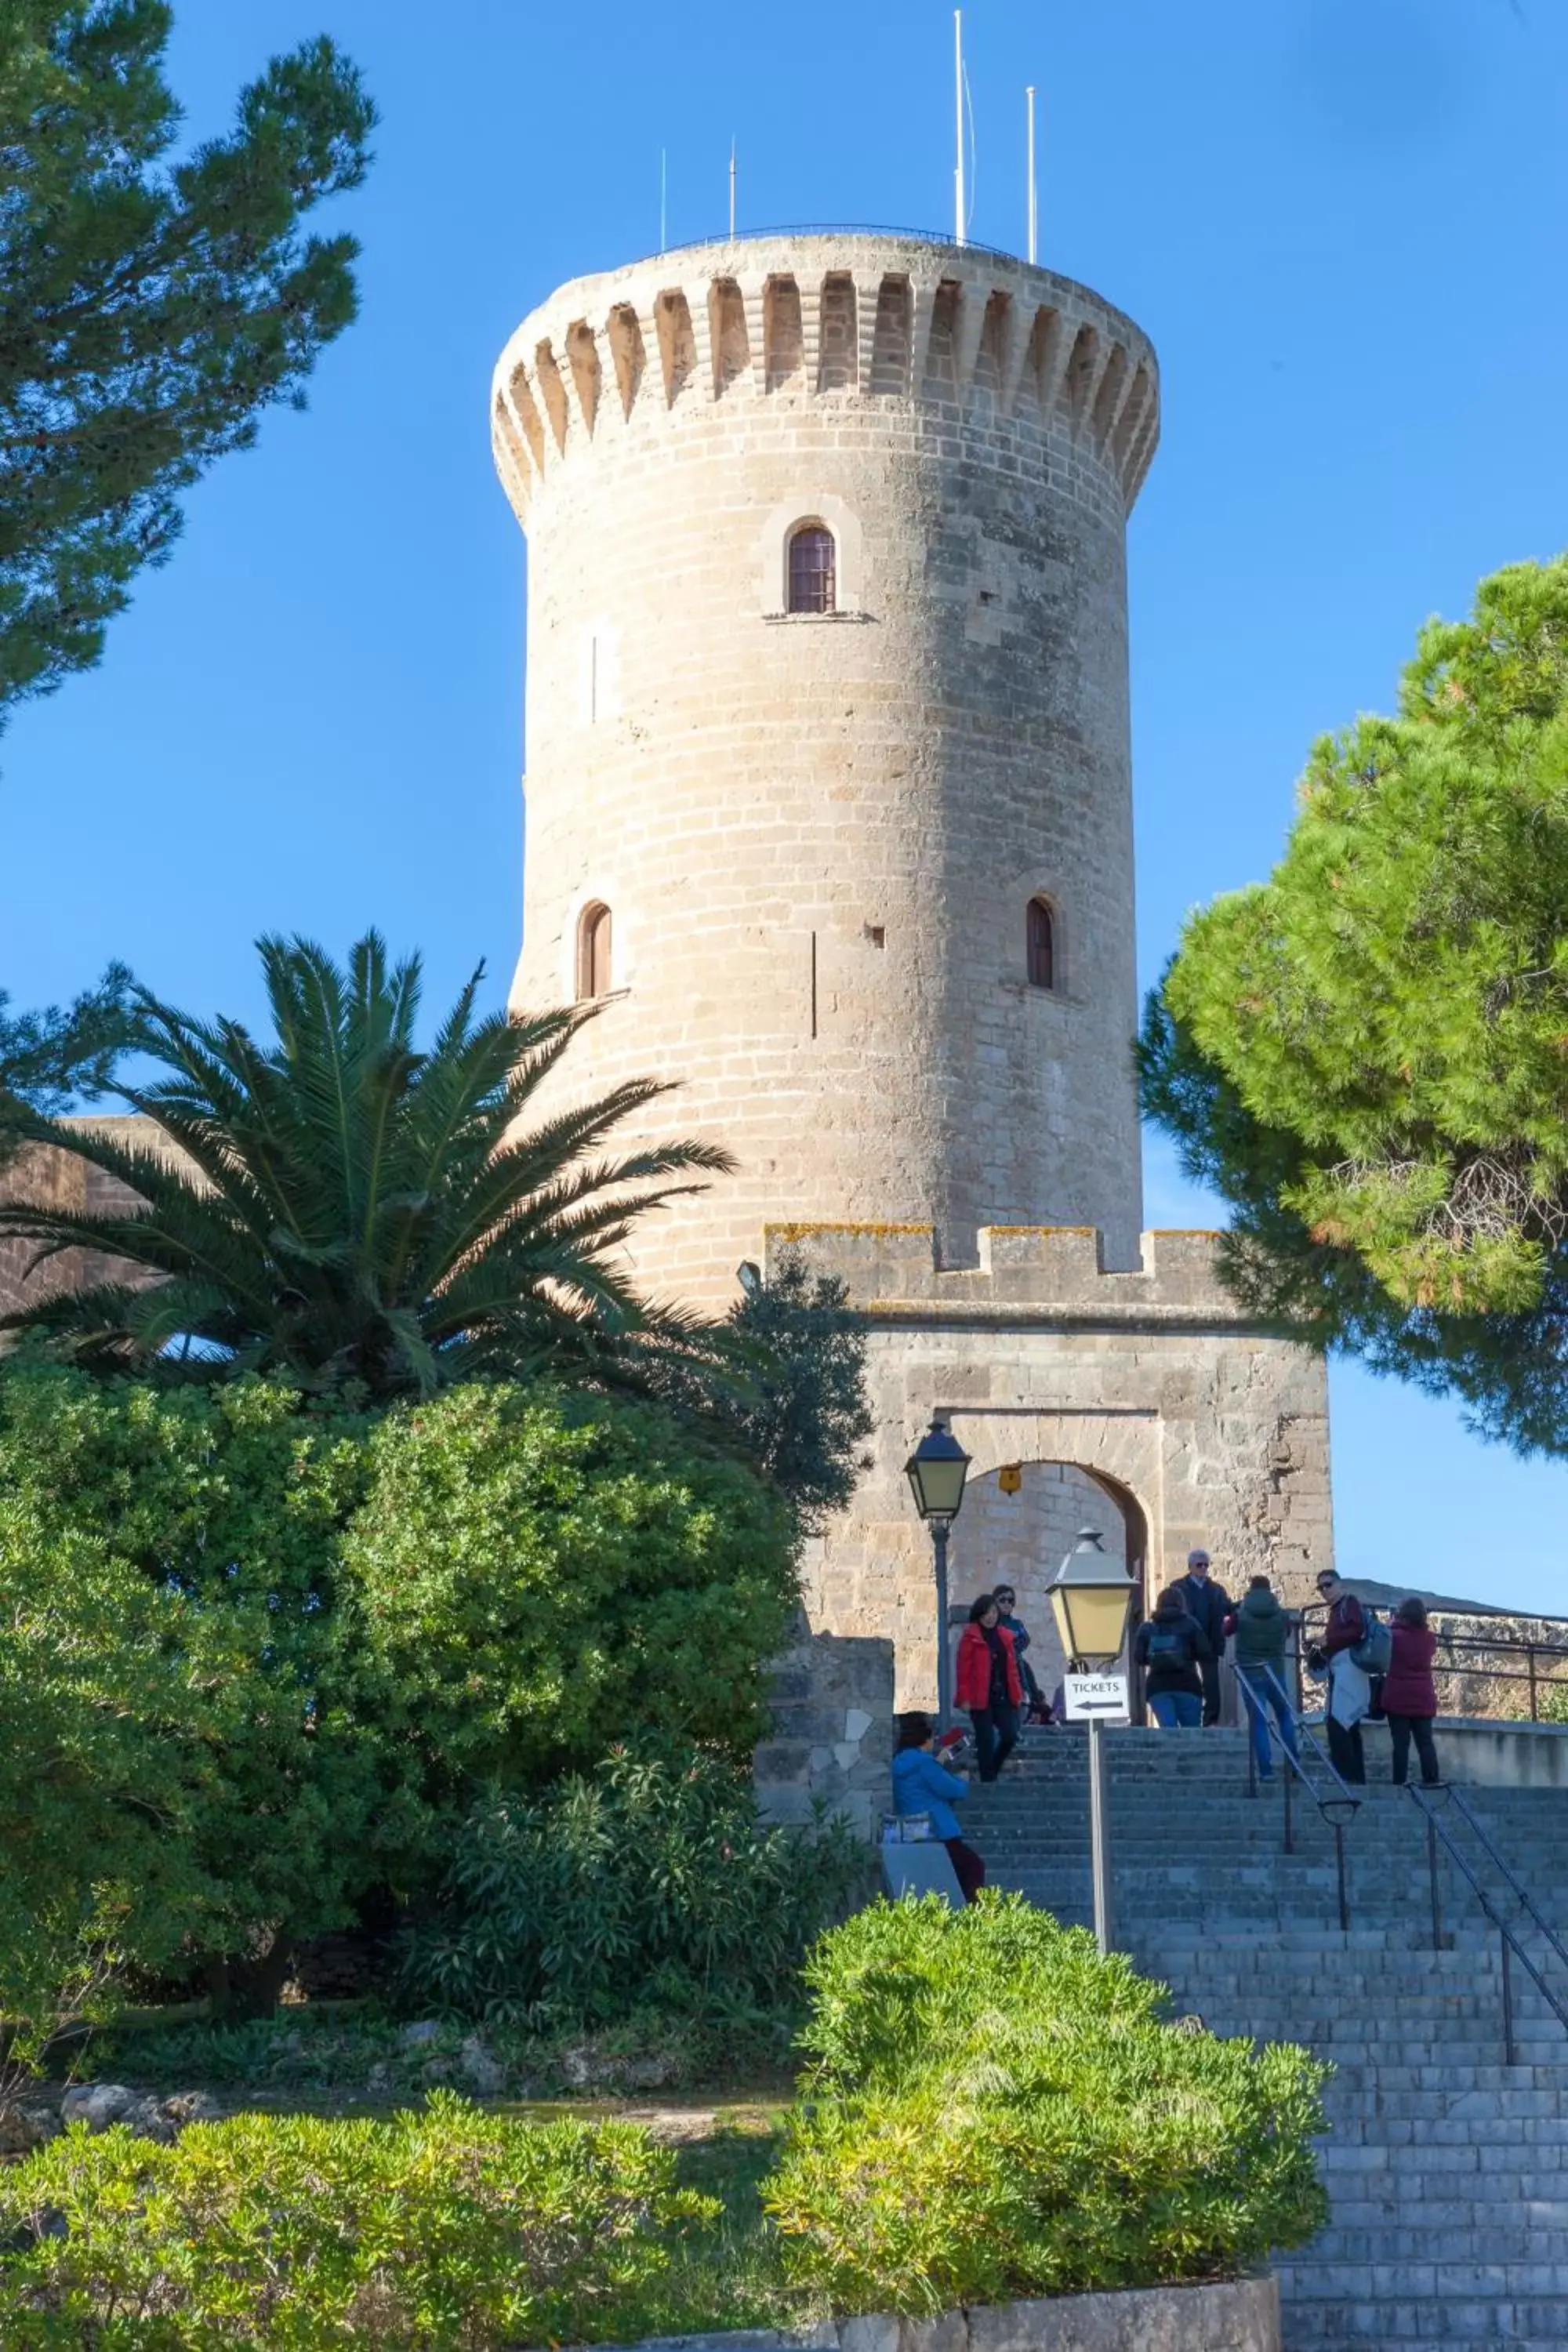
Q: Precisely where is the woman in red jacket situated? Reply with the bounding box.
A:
[955,1593,1023,1783]
[1383,1596,1441,1788]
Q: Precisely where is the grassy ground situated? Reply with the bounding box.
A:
[661,2116,808,2335]
[81,2002,798,2111]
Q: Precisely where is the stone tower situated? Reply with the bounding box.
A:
[493,234,1159,1302]
[493,233,1333,1749]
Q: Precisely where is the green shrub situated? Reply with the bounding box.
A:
[0,1519,209,2063]
[0,1367,394,2029]
[0,1367,801,2024]
[401,1741,873,2038]
[347,1384,799,1798]
[0,2092,724,2348]
[763,1894,1330,2314]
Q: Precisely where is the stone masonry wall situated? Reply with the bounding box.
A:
[753,1613,895,1838]
[495,234,1160,1308]
[0,1121,174,1321]
[775,1221,1334,1713]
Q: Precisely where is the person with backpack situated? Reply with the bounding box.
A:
[1174,1547,1232,1726]
[954,1593,1024,1781]
[1230,1573,1299,1780]
[1309,1569,1373,1784]
[1134,1585,1213,1729]
[1383,1597,1442,1788]
[891,1711,986,1902]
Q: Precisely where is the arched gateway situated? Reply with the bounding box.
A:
[785,1221,1330,1717]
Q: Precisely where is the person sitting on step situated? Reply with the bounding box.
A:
[954,1593,1023,1781]
[1133,1584,1213,1730]
[891,1711,985,1904]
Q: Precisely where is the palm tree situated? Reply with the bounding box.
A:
[0,931,733,1397]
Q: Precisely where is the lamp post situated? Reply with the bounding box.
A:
[1045,1530,1138,1956]
[905,1418,971,1731]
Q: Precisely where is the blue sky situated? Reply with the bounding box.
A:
[3,0,1565,1613]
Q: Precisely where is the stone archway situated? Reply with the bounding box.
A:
[946,1456,1149,1713]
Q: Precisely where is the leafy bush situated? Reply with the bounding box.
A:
[0,1366,800,2028]
[656,1247,874,1530]
[401,1742,872,2038]
[0,2092,728,2348]
[0,1520,209,2064]
[0,1367,394,2024]
[347,1385,799,1798]
[763,1894,1329,2313]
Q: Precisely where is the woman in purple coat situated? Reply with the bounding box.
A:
[1383,1598,1441,1788]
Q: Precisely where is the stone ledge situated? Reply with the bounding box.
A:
[569,2276,1280,2352]
[765,1221,1248,1320]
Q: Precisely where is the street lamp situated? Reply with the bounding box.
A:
[1046,1529,1138,1670]
[1045,1529,1138,1957]
[905,1418,971,1730]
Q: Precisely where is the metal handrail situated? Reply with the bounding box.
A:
[1296,1604,1568,1720]
[1235,1662,1361,1929]
[1406,1782,1568,2063]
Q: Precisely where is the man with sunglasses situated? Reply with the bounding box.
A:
[1310,1568,1370,1784]
[992,1586,1048,1723]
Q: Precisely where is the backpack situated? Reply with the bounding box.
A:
[1145,1622,1191,1671]
[1350,1606,1392,1676]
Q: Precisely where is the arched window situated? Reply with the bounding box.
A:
[576,902,612,1000]
[787,523,837,615]
[1026,897,1055,992]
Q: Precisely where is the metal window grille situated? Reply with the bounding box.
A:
[1026,898,1054,990]
[788,525,837,615]
[577,903,612,999]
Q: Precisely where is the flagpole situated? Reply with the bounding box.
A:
[954,11,966,249]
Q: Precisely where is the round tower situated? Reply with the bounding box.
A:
[492,233,1160,1305]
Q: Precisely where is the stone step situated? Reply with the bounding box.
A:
[1282,2300,1568,2345]
[961,1730,1568,2345]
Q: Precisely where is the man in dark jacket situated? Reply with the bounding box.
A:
[1175,1548,1232,1726]
[1313,1568,1369,1784]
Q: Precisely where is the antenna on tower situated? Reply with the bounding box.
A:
[1026,85,1037,264]
[954,10,966,248]
[659,148,667,254]
[729,137,736,238]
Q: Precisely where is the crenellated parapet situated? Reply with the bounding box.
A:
[491,232,1160,524]
[764,1221,1242,1323]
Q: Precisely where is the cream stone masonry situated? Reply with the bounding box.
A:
[483,227,1335,1737]
[773,1221,1332,1712]
[495,233,1159,1298]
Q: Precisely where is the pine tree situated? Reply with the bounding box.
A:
[0,964,133,1167]
[1140,555,1568,1456]
[0,2,375,720]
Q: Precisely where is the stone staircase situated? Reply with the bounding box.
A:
[964,1729,1568,2349]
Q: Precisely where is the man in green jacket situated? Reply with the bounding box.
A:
[1231,1575,1299,1781]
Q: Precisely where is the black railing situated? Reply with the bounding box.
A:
[1295,1606,1568,1721]
[1407,1781,1568,2064]
[1235,1662,1361,1929]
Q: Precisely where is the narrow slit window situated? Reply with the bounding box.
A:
[787,524,837,615]
[576,902,612,1000]
[1026,897,1055,991]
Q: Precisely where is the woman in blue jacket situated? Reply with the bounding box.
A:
[890,1711,985,1903]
